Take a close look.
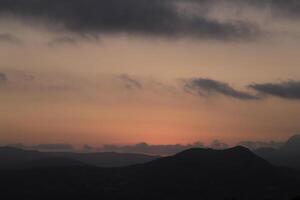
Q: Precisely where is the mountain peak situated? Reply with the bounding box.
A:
[282,134,300,153]
[226,145,251,152]
[148,146,271,170]
[0,146,28,153]
[287,134,300,143]
[176,146,251,157]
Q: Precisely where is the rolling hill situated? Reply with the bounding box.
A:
[0,146,159,168]
[255,135,300,169]
[0,146,299,199]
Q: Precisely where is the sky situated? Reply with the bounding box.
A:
[1,0,300,146]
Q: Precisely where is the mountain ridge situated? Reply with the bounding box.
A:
[0,146,299,199]
[254,134,300,169]
[0,146,159,168]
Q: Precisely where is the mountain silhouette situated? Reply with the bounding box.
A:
[0,146,299,199]
[282,135,300,153]
[0,146,44,167]
[19,157,89,168]
[255,135,300,169]
[0,146,159,168]
[124,146,299,199]
[140,146,272,173]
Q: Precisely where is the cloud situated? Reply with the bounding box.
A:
[30,144,74,151]
[8,143,75,152]
[249,80,300,100]
[0,73,7,85]
[98,142,205,155]
[238,140,284,150]
[195,0,300,19]
[241,0,300,19]
[119,74,143,90]
[47,35,100,47]
[82,144,94,152]
[184,78,260,100]
[47,36,78,47]
[209,140,228,150]
[0,33,22,44]
[0,0,260,41]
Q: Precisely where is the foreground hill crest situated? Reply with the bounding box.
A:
[0,145,299,199]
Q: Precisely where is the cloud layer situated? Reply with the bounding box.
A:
[0,73,7,85]
[0,0,300,43]
[0,33,21,44]
[98,142,205,155]
[184,78,259,100]
[242,0,300,18]
[0,0,260,40]
[249,81,300,100]
[119,74,143,90]
[3,70,300,101]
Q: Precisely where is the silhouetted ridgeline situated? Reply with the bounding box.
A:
[0,146,299,199]
[254,135,300,169]
[0,146,159,168]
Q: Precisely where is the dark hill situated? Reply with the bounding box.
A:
[255,135,300,169]
[124,146,299,200]
[138,146,273,176]
[0,146,299,199]
[0,146,44,167]
[282,135,300,153]
[0,146,159,168]
[56,151,160,167]
[19,157,89,169]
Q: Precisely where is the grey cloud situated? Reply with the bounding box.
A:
[47,36,78,47]
[30,144,74,151]
[8,143,75,152]
[119,74,143,90]
[0,73,7,85]
[249,80,300,100]
[209,140,229,150]
[82,144,94,152]
[0,33,22,44]
[47,35,100,47]
[184,78,260,100]
[98,142,205,155]
[195,0,300,19]
[0,0,260,41]
[238,140,284,150]
[241,0,300,18]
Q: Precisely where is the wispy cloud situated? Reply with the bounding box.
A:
[184,78,260,100]
[0,33,22,45]
[240,0,300,19]
[47,36,78,47]
[119,74,143,90]
[238,140,284,150]
[10,143,74,152]
[0,0,260,41]
[0,73,7,85]
[249,80,300,100]
[98,142,205,155]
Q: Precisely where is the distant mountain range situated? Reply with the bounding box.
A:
[0,146,159,168]
[254,135,300,169]
[0,146,299,199]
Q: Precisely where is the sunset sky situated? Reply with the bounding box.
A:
[1,0,300,146]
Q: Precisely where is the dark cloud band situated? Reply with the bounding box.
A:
[249,81,300,100]
[242,0,300,18]
[0,0,259,40]
[0,73,7,85]
[184,78,259,100]
[0,33,22,44]
[119,74,143,90]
